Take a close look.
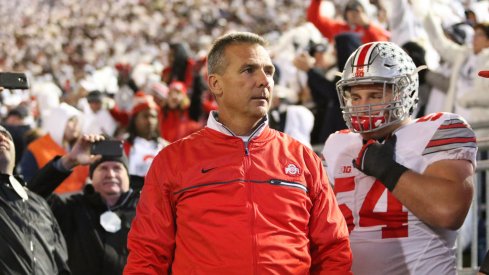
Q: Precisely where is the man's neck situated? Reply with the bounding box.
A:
[217,113,264,136]
[103,193,121,208]
[0,165,14,175]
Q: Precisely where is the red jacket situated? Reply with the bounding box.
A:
[125,126,352,274]
[307,0,389,44]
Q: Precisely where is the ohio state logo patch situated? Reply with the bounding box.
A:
[284,163,301,176]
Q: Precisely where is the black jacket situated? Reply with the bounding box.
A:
[0,174,70,275]
[28,157,139,275]
[307,32,361,144]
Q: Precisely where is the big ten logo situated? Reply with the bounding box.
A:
[342,165,352,174]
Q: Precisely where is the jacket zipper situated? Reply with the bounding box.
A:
[239,118,266,274]
[242,141,257,274]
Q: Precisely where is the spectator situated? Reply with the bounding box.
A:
[19,102,88,193]
[322,41,477,274]
[307,0,389,44]
[158,81,203,142]
[294,32,360,144]
[124,92,168,179]
[188,59,218,123]
[2,105,33,168]
[0,124,70,274]
[27,134,139,275]
[401,41,430,117]
[423,21,474,115]
[161,43,196,90]
[424,12,489,138]
[125,31,352,274]
[269,85,315,148]
[79,90,119,136]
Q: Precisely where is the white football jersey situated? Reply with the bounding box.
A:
[322,112,477,275]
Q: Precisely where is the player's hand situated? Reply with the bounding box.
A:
[353,135,408,191]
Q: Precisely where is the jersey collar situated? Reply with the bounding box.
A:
[206,111,268,142]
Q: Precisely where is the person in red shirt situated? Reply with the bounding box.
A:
[307,0,390,44]
[158,81,203,142]
[161,43,195,90]
[123,92,168,179]
[125,31,352,275]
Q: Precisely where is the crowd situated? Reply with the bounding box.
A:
[0,0,489,274]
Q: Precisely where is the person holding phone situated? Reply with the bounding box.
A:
[0,124,70,274]
[27,134,139,275]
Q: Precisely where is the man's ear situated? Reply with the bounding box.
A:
[208,74,223,97]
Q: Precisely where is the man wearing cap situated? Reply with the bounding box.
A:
[28,134,139,275]
[0,124,70,274]
[81,90,118,136]
[2,105,33,170]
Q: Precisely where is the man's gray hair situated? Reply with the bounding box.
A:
[207,32,268,75]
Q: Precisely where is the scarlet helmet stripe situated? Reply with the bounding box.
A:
[353,43,375,77]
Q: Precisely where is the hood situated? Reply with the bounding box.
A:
[41,103,82,146]
[284,105,314,148]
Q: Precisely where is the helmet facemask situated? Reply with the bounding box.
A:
[336,42,420,134]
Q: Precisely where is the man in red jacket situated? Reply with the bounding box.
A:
[307,0,389,44]
[125,32,352,275]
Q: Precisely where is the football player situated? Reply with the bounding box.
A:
[322,41,477,275]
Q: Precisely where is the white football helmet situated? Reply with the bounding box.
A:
[336,42,420,133]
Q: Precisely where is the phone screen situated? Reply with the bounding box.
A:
[91,140,123,157]
[0,72,29,90]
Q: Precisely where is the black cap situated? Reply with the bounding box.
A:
[89,154,129,178]
[344,0,364,12]
[0,125,13,141]
[86,90,103,103]
[7,105,29,119]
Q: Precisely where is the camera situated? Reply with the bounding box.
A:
[306,41,328,57]
[0,72,29,90]
[91,140,123,157]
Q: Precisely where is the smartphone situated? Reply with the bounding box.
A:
[0,72,29,90]
[91,140,123,157]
